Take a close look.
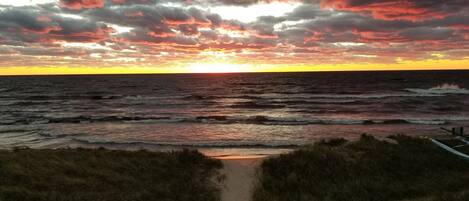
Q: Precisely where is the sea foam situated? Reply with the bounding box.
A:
[406,83,469,94]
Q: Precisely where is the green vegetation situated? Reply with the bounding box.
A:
[0,148,223,201]
[253,135,469,201]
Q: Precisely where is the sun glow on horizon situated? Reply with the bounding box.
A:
[187,63,252,73]
[0,58,468,75]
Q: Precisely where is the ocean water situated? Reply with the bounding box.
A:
[0,71,468,155]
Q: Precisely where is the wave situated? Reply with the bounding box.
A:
[71,138,302,148]
[2,114,465,126]
[406,83,469,95]
[6,101,54,106]
[9,90,453,105]
[184,92,447,103]
[47,116,173,124]
[7,94,191,103]
[183,94,217,100]
[145,116,452,126]
[0,116,175,125]
[184,94,264,100]
[21,95,123,101]
[261,93,443,99]
[0,88,12,92]
[255,117,449,126]
[364,119,447,125]
[229,82,309,87]
[229,101,286,109]
[0,129,32,134]
[38,132,82,138]
[270,99,365,105]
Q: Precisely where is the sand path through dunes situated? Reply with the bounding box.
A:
[220,158,264,201]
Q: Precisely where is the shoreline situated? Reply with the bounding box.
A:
[0,133,434,159]
[0,133,456,160]
[3,138,300,159]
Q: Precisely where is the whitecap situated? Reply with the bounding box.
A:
[406,83,469,95]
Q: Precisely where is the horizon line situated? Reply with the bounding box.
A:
[1,68,468,77]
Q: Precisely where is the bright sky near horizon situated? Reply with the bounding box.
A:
[0,0,468,74]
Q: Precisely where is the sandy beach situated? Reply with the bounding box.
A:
[218,157,265,201]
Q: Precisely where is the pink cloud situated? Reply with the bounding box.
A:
[60,0,105,10]
[320,0,464,21]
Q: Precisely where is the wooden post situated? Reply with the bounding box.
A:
[440,127,465,136]
[440,127,454,134]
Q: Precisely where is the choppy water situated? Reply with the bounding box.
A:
[1,71,468,153]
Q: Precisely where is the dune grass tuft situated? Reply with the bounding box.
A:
[0,148,223,201]
[253,135,469,201]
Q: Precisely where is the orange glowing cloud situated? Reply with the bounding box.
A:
[0,0,468,74]
[60,0,104,10]
[321,0,465,21]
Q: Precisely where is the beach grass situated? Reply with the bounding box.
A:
[0,148,223,201]
[253,135,469,201]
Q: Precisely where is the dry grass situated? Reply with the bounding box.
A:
[253,135,469,201]
[0,148,223,201]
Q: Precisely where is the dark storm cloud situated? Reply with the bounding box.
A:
[0,46,15,54]
[84,5,219,31]
[49,17,114,42]
[0,6,114,44]
[399,27,454,41]
[117,27,198,46]
[286,4,333,20]
[298,13,414,33]
[12,46,91,57]
[0,7,60,34]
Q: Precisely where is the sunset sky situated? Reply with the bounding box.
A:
[0,0,468,74]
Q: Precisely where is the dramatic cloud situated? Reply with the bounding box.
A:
[0,6,115,44]
[60,0,105,10]
[0,0,468,71]
[321,0,469,21]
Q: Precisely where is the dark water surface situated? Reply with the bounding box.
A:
[1,71,468,155]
